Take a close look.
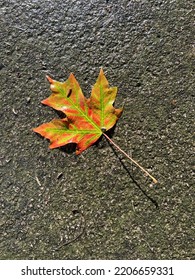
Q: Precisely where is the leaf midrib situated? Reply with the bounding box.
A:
[60,85,102,134]
[48,128,101,135]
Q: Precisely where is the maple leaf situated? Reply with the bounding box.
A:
[33,69,157,184]
[33,68,123,154]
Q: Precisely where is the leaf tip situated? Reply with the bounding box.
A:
[99,67,105,76]
[32,127,39,133]
[69,72,77,83]
[46,75,54,84]
[41,98,48,105]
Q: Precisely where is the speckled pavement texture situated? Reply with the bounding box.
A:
[0,0,194,259]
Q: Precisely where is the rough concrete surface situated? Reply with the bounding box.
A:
[0,0,194,259]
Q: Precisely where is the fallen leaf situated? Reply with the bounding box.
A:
[33,68,123,154]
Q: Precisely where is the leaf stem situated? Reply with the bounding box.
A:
[103,133,158,184]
